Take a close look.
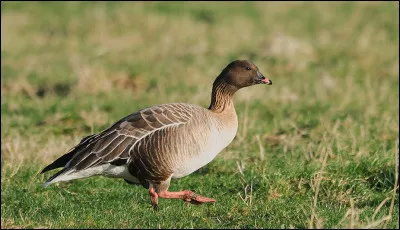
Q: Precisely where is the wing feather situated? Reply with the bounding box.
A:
[48,103,193,175]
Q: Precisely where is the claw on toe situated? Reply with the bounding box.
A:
[152,203,159,211]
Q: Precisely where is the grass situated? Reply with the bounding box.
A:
[1,1,399,228]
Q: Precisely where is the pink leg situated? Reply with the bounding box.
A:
[158,190,216,205]
[149,187,159,210]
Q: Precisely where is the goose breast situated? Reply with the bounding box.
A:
[171,106,238,178]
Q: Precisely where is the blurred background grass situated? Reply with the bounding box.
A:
[1,1,399,229]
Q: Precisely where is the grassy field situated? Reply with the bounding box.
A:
[1,1,399,229]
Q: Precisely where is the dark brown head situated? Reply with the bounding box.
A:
[216,60,272,90]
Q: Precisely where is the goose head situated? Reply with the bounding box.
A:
[209,60,272,112]
[217,60,272,90]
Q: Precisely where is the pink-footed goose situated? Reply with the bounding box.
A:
[41,60,272,209]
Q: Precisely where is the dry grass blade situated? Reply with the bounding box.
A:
[371,197,391,221]
[309,130,338,229]
[383,140,399,228]
[362,216,391,229]
[308,149,329,229]
[255,135,265,161]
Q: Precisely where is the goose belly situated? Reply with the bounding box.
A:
[172,126,237,178]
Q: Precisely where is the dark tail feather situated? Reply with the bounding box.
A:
[41,133,98,174]
[41,151,76,174]
[42,168,68,187]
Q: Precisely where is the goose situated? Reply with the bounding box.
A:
[41,60,272,209]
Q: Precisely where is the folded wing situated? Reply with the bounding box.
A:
[42,103,193,185]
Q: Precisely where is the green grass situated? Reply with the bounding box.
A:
[1,1,399,228]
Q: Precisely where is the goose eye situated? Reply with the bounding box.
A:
[246,67,251,71]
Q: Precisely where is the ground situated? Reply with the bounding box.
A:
[1,1,399,228]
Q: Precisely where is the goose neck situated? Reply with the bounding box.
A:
[208,81,237,113]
